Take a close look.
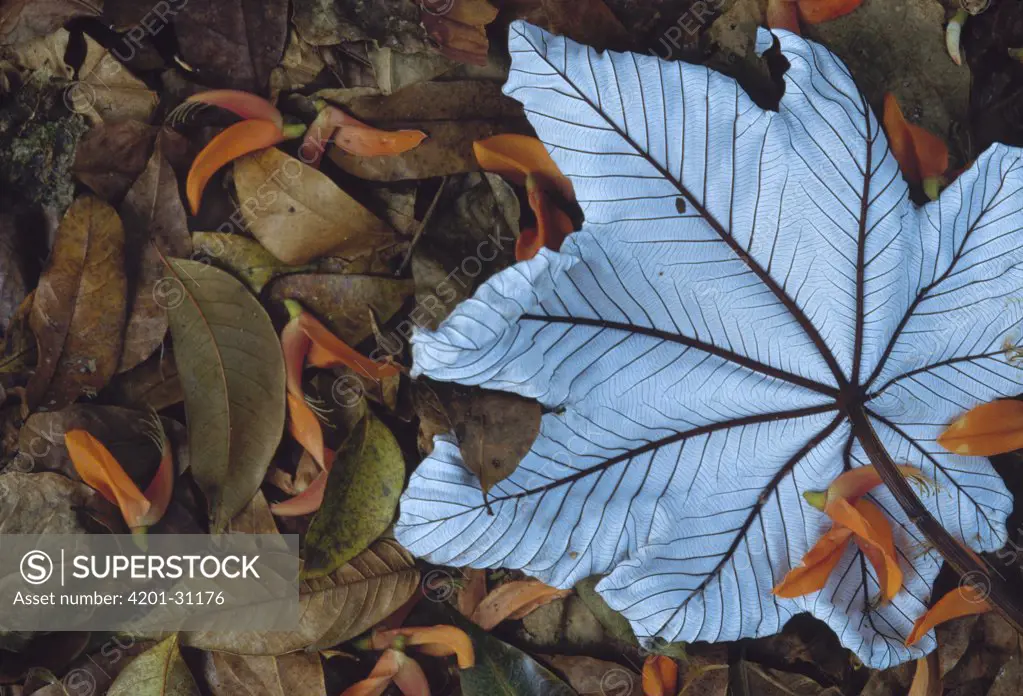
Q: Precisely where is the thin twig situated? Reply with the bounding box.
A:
[397,176,448,275]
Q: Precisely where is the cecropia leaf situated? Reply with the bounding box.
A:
[395,22,1022,668]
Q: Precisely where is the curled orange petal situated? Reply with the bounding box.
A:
[882,93,949,184]
[187,120,285,214]
[642,655,678,696]
[389,650,430,696]
[298,310,400,381]
[287,391,327,470]
[826,498,902,601]
[340,648,404,696]
[66,429,152,529]
[803,464,930,510]
[183,90,283,129]
[270,449,335,517]
[938,399,1023,457]
[905,585,991,646]
[473,134,575,202]
[516,174,574,261]
[300,105,427,168]
[471,579,570,630]
[372,626,475,669]
[772,527,852,598]
[135,415,175,529]
[767,0,801,33]
[797,0,863,24]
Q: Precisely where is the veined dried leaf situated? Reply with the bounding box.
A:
[72,120,156,202]
[26,196,127,411]
[107,635,199,696]
[164,259,285,531]
[76,35,158,124]
[0,0,102,45]
[204,651,325,696]
[184,537,419,654]
[303,413,405,577]
[937,399,1023,456]
[192,232,310,294]
[187,120,285,214]
[233,147,398,264]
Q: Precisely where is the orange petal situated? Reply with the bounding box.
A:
[882,93,949,184]
[340,649,403,696]
[422,13,489,66]
[287,392,327,470]
[135,418,175,528]
[772,527,852,598]
[470,579,569,630]
[299,106,427,167]
[473,134,575,202]
[642,655,678,696]
[516,175,574,261]
[767,0,801,33]
[184,90,283,129]
[65,429,151,529]
[938,399,1023,457]
[373,626,475,669]
[389,650,431,696]
[186,120,285,214]
[298,311,401,381]
[281,314,312,399]
[804,465,930,509]
[905,585,991,646]
[269,451,334,517]
[827,498,902,601]
[797,0,863,24]
[443,0,499,26]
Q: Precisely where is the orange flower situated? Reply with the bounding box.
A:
[370,626,475,670]
[766,0,863,34]
[300,102,426,168]
[938,399,1023,457]
[65,417,174,535]
[340,649,430,696]
[905,584,991,646]
[882,93,949,192]
[642,655,678,696]
[516,175,575,261]
[773,498,901,601]
[801,464,930,511]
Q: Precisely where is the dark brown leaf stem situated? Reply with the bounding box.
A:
[849,404,1023,634]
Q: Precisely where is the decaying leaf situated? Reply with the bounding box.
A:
[72,120,157,202]
[75,35,158,125]
[0,0,101,46]
[26,195,127,411]
[106,635,200,696]
[445,388,542,495]
[304,413,405,577]
[233,147,399,264]
[472,579,572,630]
[164,259,285,531]
[203,651,326,696]
[542,655,642,696]
[0,470,118,534]
[192,232,310,294]
[396,22,1023,668]
[268,274,414,347]
[174,0,289,92]
[118,142,192,372]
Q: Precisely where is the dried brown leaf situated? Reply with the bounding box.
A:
[26,195,127,411]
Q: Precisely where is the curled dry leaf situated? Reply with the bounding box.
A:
[303,413,405,577]
[163,259,285,531]
[233,147,399,264]
[472,579,573,630]
[106,635,200,696]
[0,470,119,534]
[0,0,102,45]
[26,195,127,412]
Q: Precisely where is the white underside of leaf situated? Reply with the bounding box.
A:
[396,22,1022,668]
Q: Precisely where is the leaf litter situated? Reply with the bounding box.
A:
[0,0,1021,694]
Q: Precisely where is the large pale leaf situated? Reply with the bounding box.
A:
[165,259,285,531]
[396,23,1023,668]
